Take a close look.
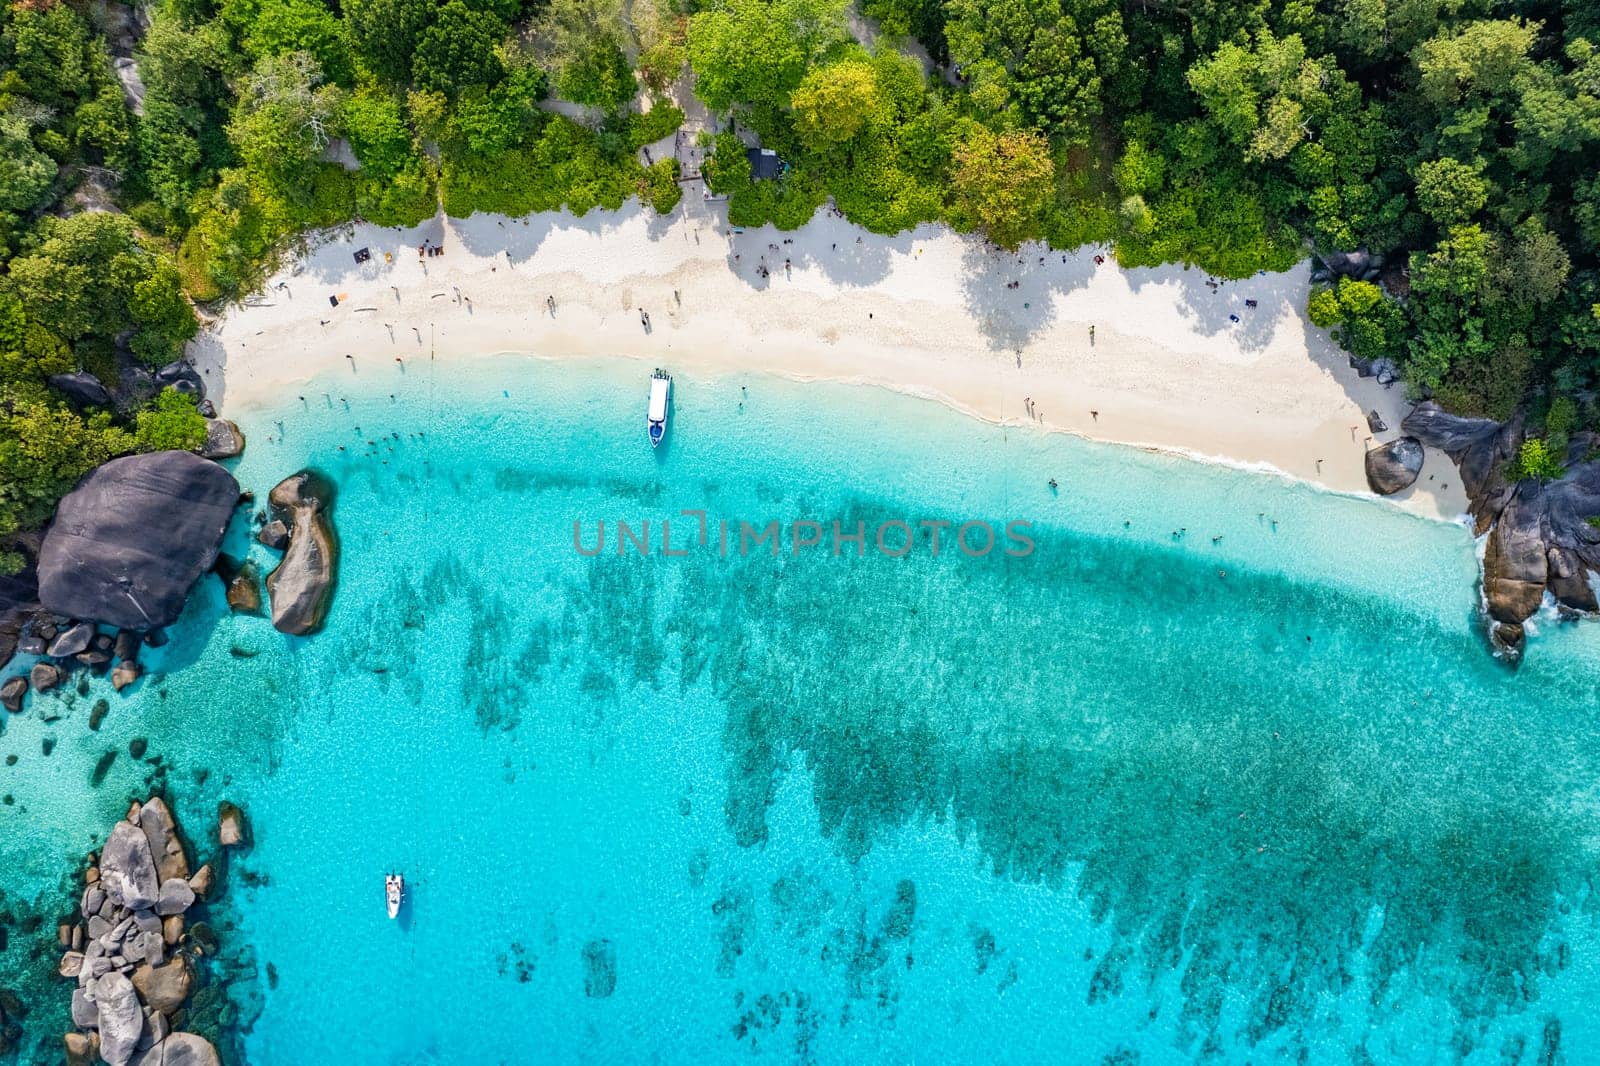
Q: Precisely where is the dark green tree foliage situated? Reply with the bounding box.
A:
[7,214,196,362]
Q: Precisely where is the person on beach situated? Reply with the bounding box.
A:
[1089,325,1095,344]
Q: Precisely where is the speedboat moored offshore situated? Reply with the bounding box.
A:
[648,369,671,448]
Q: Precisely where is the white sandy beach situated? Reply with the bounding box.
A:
[190,193,1468,521]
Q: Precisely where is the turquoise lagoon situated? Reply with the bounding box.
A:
[3,354,1600,1064]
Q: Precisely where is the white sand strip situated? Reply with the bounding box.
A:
[189,195,1468,522]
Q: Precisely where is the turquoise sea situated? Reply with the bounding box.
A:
[3,354,1600,1065]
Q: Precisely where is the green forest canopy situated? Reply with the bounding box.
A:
[2,0,1599,570]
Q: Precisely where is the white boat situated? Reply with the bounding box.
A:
[385,874,403,919]
[647,369,671,448]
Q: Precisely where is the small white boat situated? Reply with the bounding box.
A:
[385,874,403,919]
[647,369,671,448]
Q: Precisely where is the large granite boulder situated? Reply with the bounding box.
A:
[100,820,160,910]
[217,802,249,848]
[38,452,239,630]
[1364,437,1424,495]
[48,621,96,657]
[93,971,144,1066]
[199,419,245,460]
[130,1033,220,1066]
[225,561,263,615]
[137,798,190,883]
[130,958,191,1015]
[1402,402,1523,532]
[48,371,113,407]
[0,676,24,712]
[1482,491,1548,623]
[265,471,338,635]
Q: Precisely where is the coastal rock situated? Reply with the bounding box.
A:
[225,562,263,615]
[48,621,96,657]
[130,1033,221,1066]
[1546,545,1598,613]
[59,951,85,978]
[126,929,165,967]
[1482,492,1549,624]
[199,419,245,460]
[187,865,213,899]
[161,915,183,946]
[71,987,98,1027]
[100,822,160,911]
[130,958,191,1015]
[114,630,143,662]
[1364,437,1424,495]
[1403,402,1523,531]
[1397,401,1600,660]
[1366,409,1388,434]
[93,971,144,1066]
[112,660,143,691]
[154,360,204,399]
[1490,621,1525,663]
[64,1031,100,1066]
[155,879,194,916]
[138,1007,169,1050]
[217,802,249,848]
[37,452,239,631]
[0,676,25,712]
[137,798,190,883]
[30,662,63,692]
[49,371,113,407]
[256,520,290,550]
[264,471,338,635]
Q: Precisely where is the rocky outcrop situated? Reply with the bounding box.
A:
[1404,401,1600,661]
[93,971,143,1066]
[217,802,249,848]
[48,621,96,658]
[0,675,25,711]
[131,1032,221,1066]
[256,520,289,550]
[224,562,262,615]
[199,419,245,460]
[38,451,239,631]
[1364,437,1424,495]
[1312,247,1386,284]
[138,798,191,883]
[100,821,160,911]
[130,959,191,1014]
[59,797,224,1066]
[49,371,113,407]
[264,471,338,635]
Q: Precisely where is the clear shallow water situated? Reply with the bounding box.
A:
[3,355,1600,1064]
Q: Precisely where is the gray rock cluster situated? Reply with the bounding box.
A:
[262,471,339,635]
[37,451,240,631]
[1311,247,1387,285]
[59,797,245,1066]
[0,616,153,714]
[1403,401,1600,661]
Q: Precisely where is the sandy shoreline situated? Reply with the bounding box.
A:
[190,195,1468,522]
